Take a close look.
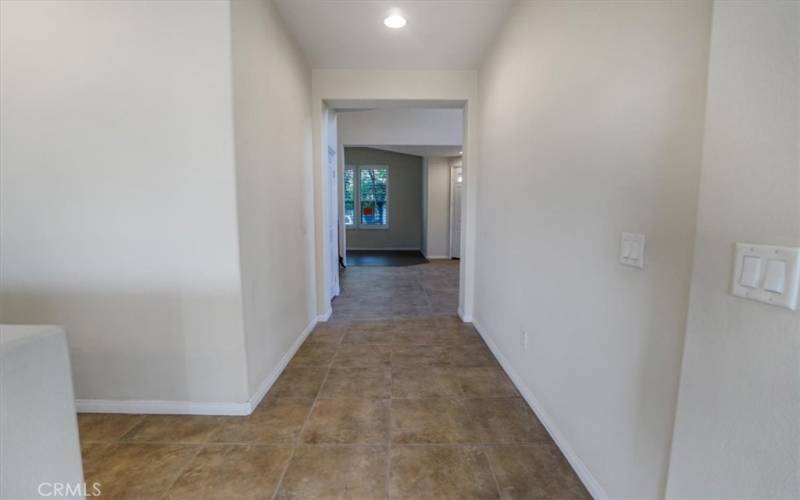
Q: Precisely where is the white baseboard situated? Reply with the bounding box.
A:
[317,308,332,322]
[472,317,608,500]
[457,307,472,323]
[425,255,451,260]
[75,399,252,416]
[76,316,319,417]
[246,315,317,412]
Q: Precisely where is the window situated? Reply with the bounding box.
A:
[344,168,355,225]
[359,167,388,226]
[344,165,389,229]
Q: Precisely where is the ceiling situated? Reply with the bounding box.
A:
[272,0,515,70]
[367,145,463,157]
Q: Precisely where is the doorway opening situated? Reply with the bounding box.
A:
[320,104,466,321]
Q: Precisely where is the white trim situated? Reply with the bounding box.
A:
[313,74,478,331]
[77,317,320,417]
[425,255,451,260]
[246,316,317,412]
[449,161,463,259]
[327,141,341,301]
[75,399,252,416]
[317,308,332,322]
[457,307,471,323]
[471,317,608,500]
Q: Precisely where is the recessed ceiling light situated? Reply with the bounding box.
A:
[384,14,407,29]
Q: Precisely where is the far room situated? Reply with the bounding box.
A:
[328,105,466,320]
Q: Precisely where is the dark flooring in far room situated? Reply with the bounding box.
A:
[345,250,430,267]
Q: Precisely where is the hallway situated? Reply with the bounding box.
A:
[77,262,589,499]
[5,1,796,497]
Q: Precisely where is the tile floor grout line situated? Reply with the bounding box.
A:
[482,445,505,500]
[160,441,206,499]
[385,347,394,500]
[103,441,551,449]
[111,416,147,442]
[94,435,522,447]
[269,331,336,500]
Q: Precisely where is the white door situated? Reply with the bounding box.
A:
[328,146,340,297]
[450,166,463,258]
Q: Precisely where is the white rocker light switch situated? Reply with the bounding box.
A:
[731,243,800,311]
[620,233,645,269]
[763,260,787,294]
[739,256,761,288]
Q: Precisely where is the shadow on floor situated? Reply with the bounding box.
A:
[345,250,429,267]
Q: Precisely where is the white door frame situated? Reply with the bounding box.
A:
[311,71,478,323]
[327,143,340,298]
[449,162,463,259]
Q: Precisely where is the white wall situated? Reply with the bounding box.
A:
[667,2,800,497]
[0,0,249,405]
[339,108,463,146]
[230,0,317,398]
[326,109,340,298]
[424,156,452,258]
[1,326,83,500]
[475,1,713,497]
[422,158,429,256]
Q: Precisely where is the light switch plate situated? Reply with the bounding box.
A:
[731,243,800,310]
[620,233,645,269]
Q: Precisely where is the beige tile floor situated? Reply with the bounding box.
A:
[78,260,589,499]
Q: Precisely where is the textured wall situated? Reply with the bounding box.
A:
[475,1,713,496]
[667,2,800,497]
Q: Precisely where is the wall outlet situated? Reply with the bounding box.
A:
[521,330,528,350]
